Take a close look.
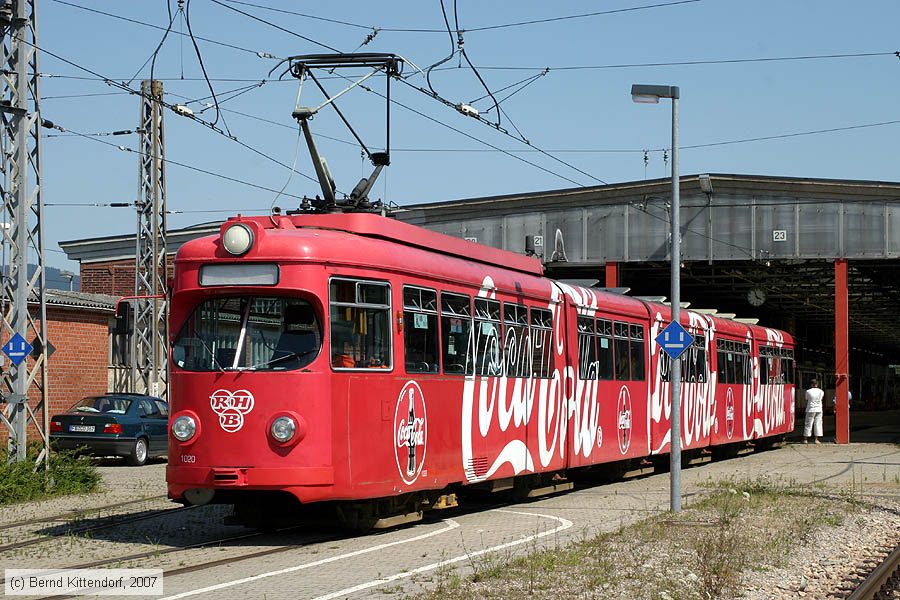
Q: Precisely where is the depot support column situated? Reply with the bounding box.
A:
[605,262,619,288]
[834,258,849,444]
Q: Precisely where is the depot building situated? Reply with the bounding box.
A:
[59,173,900,424]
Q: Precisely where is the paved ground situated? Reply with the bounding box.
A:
[2,411,898,600]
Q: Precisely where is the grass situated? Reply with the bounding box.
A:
[0,450,101,506]
[410,476,863,600]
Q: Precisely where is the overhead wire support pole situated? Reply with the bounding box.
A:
[132,80,168,400]
[0,0,49,464]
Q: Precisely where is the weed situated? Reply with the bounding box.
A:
[0,450,100,505]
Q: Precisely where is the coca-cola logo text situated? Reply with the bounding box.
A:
[393,381,428,485]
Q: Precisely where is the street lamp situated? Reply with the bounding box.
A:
[631,83,682,512]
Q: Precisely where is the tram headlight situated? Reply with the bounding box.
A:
[270,416,296,442]
[222,223,254,256]
[172,415,197,442]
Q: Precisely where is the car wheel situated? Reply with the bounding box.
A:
[127,438,148,466]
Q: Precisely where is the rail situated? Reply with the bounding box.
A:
[848,542,900,600]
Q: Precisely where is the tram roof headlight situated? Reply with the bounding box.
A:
[271,416,296,443]
[172,415,196,442]
[222,223,254,256]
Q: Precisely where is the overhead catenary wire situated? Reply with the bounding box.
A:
[451,1,503,128]
[156,85,900,159]
[25,38,328,190]
[209,1,601,186]
[469,68,550,110]
[178,80,267,106]
[440,51,898,72]
[47,121,311,200]
[127,1,180,85]
[208,0,341,53]
[424,0,457,98]
[185,0,229,133]
[358,78,590,186]
[397,77,607,184]
[50,0,274,58]
[214,0,701,33]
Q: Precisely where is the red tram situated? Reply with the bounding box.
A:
[166,212,795,527]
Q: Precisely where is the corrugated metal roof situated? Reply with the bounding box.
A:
[37,290,119,312]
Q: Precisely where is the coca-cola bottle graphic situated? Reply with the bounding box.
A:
[406,389,417,477]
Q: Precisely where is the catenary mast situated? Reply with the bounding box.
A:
[131,80,168,400]
[0,0,49,463]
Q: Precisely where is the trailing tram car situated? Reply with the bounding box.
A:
[166,212,795,527]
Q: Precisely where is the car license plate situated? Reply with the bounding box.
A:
[69,425,95,433]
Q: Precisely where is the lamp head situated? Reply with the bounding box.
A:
[631,84,680,103]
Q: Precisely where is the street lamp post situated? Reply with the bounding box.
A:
[631,83,682,512]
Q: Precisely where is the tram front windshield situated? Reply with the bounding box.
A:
[172,296,321,371]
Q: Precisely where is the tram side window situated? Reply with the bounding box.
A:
[474,298,502,376]
[504,303,530,378]
[329,279,392,370]
[530,308,553,379]
[660,352,671,383]
[597,319,614,380]
[629,324,645,381]
[783,356,794,384]
[683,336,707,383]
[403,286,439,374]
[440,293,472,375]
[577,317,598,380]
[769,356,783,384]
[614,322,630,380]
[734,351,746,385]
[661,336,706,383]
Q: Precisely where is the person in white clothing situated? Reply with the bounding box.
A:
[832,389,852,410]
[804,379,825,444]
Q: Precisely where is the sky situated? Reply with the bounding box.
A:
[33,0,900,271]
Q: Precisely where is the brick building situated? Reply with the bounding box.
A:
[60,222,215,297]
[40,291,118,413]
[3,290,118,445]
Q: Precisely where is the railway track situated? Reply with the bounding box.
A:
[848,541,900,600]
[30,527,345,600]
[0,504,195,555]
[0,494,167,533]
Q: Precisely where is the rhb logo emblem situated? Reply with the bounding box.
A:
[210,389,254,433]
[393,381,428,485]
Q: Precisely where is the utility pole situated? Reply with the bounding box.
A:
[0,0,50,463]
[131,80,167,400]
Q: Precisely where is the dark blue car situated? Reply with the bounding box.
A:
[50,394,168,466]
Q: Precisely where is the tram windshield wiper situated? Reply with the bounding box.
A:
[192,334,225,372]
[243,349,317,371]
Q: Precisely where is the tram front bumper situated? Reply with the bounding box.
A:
[167,465,335,500]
